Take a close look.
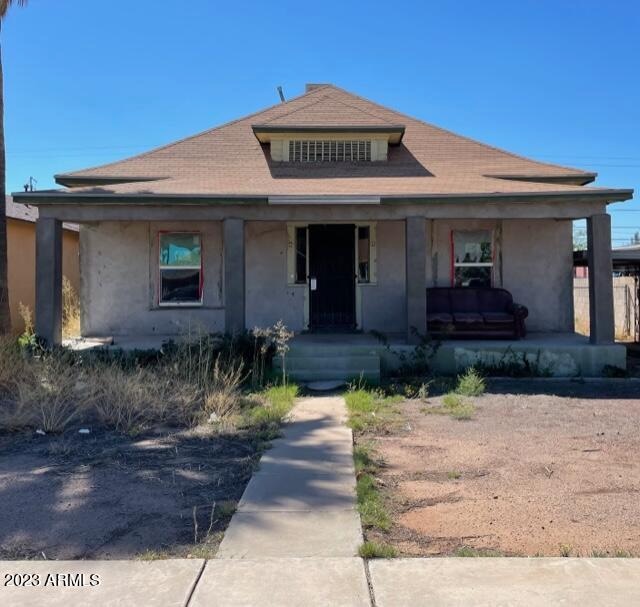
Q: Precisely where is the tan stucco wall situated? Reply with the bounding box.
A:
[7,218,79,333]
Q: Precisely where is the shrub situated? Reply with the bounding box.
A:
[456,367,486,396]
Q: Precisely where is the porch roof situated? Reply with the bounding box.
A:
[13,85,633,206]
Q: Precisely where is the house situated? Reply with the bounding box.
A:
[5,196,79,332]
[14,84,634,376]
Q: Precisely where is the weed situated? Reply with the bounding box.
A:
[442,393,476,420]
[353,444,378,475]
[447,471,462,480]
[472,347,552,378]
[454,546,503,557]
[455,367,485,396]
[559,544,573,557]
[357,473,391,530]
[359,541,397,559]
[602,364,628,378]
[345,388,403,434]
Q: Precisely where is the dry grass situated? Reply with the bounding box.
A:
[2,353,83,433]
[0,323,295,436]
[62,277,81,339]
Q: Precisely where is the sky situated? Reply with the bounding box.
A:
[3,0,639,244]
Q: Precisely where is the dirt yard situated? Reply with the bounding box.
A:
[369,380,640,557]
[0,426,263,560]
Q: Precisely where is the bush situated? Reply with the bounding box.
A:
[456,367,486,396]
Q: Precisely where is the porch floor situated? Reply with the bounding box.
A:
[64,332,626,378]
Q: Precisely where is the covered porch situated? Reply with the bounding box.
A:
[29,192,623,377]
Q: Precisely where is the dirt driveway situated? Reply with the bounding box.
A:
[371,380,640,557]
[0,426,261,560]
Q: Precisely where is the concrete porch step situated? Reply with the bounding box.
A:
[279,355,380,372]
[274,353,380,383]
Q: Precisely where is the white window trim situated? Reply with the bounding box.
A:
[451,229,495,286]
[158,232,204,307]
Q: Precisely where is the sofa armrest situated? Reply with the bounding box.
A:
[507,302,528,338]
[509,303,529,320]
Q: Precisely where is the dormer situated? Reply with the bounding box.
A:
[252,125,405,162]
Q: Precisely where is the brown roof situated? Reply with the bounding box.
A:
[50,85,628,199]
[5,196,79,231]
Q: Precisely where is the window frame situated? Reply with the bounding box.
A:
[157,231,204,307]
[450,229,494,288]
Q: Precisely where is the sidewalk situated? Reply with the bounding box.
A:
[4,557,640,606]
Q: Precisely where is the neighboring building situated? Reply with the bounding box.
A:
[14,84,633,375]
[574,245,640,342]
[5,196,79,332]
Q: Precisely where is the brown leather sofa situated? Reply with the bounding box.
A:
[426,287,528,339]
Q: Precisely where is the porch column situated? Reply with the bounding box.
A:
[405,216,427,343]
[223,218,245,334]
[35,217,63,346]
[587,213,614,344]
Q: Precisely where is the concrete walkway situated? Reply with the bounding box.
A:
[217,395,363,558]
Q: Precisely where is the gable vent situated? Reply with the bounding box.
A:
[289,140,372,162]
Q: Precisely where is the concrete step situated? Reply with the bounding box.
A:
[276,355,380,372]
[283,369,380,382]
[286,344,383,357]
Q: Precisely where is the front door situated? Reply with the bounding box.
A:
[308,224,356,331]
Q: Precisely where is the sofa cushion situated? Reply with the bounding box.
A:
[482,312,514,324]
[453,312,483,324]
[427,289,451,314]
[450,289,479,313]
[427,312,454,323]
[478,289,513,313]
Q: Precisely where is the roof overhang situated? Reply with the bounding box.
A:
[488,173,598,187]
[13,188,633,207]
[251,124,406,145]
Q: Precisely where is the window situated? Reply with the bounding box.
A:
[295,226,307,284]
[451,230,493,288]
[159,233,202,304]
[357,226,370,283]
[288,140,372,162]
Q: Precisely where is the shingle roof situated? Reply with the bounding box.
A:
[52,85,623,199]
[5,196,79,231]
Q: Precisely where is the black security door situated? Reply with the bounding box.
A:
[308,224,356,331]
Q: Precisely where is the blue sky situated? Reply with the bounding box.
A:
[3,0,639,243]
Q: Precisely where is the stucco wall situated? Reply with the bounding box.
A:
[360,220,406,333]
[429,218,573,332]
[501,219,574,332]
[80,221,224,336]
[245,221,306,330]
[7,219,79,333]
[79,218,574,338]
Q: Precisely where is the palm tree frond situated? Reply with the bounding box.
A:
[0,0,27,19]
